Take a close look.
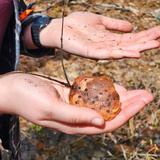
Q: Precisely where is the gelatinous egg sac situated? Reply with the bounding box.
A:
[69,74,121,121]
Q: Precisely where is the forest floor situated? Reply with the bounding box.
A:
[19,0,160,159]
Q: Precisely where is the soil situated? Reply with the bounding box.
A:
[20,0,160,159]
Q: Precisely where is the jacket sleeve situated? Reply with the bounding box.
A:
[18,0,54,58]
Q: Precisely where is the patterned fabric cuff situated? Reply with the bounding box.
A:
[21,47,54,58]
[20,13,54,57]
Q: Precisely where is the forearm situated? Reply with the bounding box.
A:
[0,75,15,114]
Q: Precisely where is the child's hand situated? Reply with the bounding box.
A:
[0,73,153,135]
[41,12,160,59]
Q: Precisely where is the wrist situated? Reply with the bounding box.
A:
[22,23,38,49]
[21,14,54,50]
[39,18,62,48]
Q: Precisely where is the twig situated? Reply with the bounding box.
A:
[120,145,128,160]
[60,0,71,87]
[6,71,71,87]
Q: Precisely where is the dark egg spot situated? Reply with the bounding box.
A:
[108,101,111,106]
[106,98,109,101]
[106,109,110,113]
[78,95,81,98]
[95,96,99,99]
[85,88,88,92]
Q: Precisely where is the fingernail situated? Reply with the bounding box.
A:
[92,118,104,126]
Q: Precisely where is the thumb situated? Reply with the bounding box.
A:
[50,102,105,127]
[100,16,133,32]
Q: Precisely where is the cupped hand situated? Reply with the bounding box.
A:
[49,80,153,134]
[0,73,153,135]
[0,73,104,131]
[41,12,160,59]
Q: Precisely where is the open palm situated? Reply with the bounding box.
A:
[51,81,153,135]
[47,12,160,59]
[1,73,152,135]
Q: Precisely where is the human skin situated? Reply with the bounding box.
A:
[23,12,160,59]
[13,11,159,134]
[0,73,153,135]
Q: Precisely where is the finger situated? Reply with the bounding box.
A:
[133,26,160,42]
[39,97,149,134]
[104,100,147,132]
[88,42,140,59]
[114,84,127,102]
[121,91,153,109]
[106,26,160,43]
[95,48,141,59]
[99,16,133,32]
[122,40,160,52]
[39,92,153,135]
[39,120,105,135]
[93,27,160,45]
[49,101,104,126]
[102,93,153,132]
[120,90,153,103]
[114,84,127,95]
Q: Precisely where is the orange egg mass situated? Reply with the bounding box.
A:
[69,74,121,121]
